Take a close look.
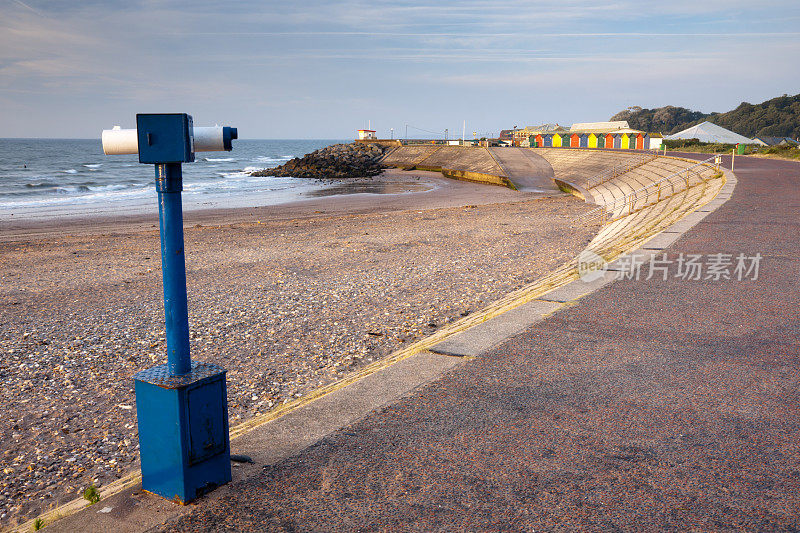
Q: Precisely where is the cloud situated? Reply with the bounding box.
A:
[1,0,799,137]
[10,0,40,15]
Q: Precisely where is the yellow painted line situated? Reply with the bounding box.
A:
[8,265,578,533]
[8,474,141,533]
[15,169,733,533]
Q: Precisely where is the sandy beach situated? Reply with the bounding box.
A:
[0,169,596,524]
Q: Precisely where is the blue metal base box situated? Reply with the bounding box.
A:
[133,361,231,503]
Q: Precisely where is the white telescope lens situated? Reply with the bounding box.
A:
[101,126,139,155]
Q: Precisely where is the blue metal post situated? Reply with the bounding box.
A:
[111,114,233,502]
[155,162,191,376]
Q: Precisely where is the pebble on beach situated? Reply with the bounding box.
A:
[0,181,594,526]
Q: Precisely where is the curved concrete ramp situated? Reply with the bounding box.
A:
[488,147,559,192]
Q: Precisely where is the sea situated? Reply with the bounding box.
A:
[0,139,349,220]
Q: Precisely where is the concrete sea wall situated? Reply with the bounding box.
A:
[382,146,512,189]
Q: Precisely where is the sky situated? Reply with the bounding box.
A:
[1,0,799,139]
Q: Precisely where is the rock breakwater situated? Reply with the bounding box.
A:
[250,143,389,180]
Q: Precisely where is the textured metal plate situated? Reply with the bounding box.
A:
[134,361,226,389]
[187,379,226,465]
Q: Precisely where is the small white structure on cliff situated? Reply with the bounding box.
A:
[358,129,376,140]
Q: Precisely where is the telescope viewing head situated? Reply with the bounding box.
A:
[101,113,238,163]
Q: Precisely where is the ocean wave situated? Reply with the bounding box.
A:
[51,183,138,195]
[217,172,249,179]
[0,185,153,208]
[0,139,340,215]
[16,182,131,195]
[184,171,305,192]
[254,156,293,163]
[87,183,134,193]
[54,186,89,194]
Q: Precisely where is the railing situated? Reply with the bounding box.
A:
[579,156,722,225]
[584,151,658,189]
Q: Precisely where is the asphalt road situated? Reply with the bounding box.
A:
[164,154,800,532]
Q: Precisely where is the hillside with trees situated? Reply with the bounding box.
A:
[610,106,709,134]
[611,93,800,139]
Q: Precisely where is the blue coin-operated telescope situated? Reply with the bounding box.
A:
[102,114,237,503]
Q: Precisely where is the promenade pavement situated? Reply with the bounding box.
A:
[51,154,798,532]
[161,154,800,531]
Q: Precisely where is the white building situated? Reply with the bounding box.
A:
[570,121,630,132]
[357,129,377,140]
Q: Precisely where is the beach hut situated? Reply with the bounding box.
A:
[535,134,544,148]
[552,133,563,147]
[570,133,580,148]
[579,133,589,148]
[649,134,663,150]
[621,133,632,150]
[635,133,645,150]
[542,134,553,147]
[613,134,622,149]
[605,133,615,149]
[588,133,600,148]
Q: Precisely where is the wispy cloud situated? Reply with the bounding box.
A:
[164,31,800,37]
[1,0,799,137]
[10,0,40,15]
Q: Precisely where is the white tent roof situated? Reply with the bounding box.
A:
[665,121,753,144]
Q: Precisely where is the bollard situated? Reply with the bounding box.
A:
[102,113,237,503]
